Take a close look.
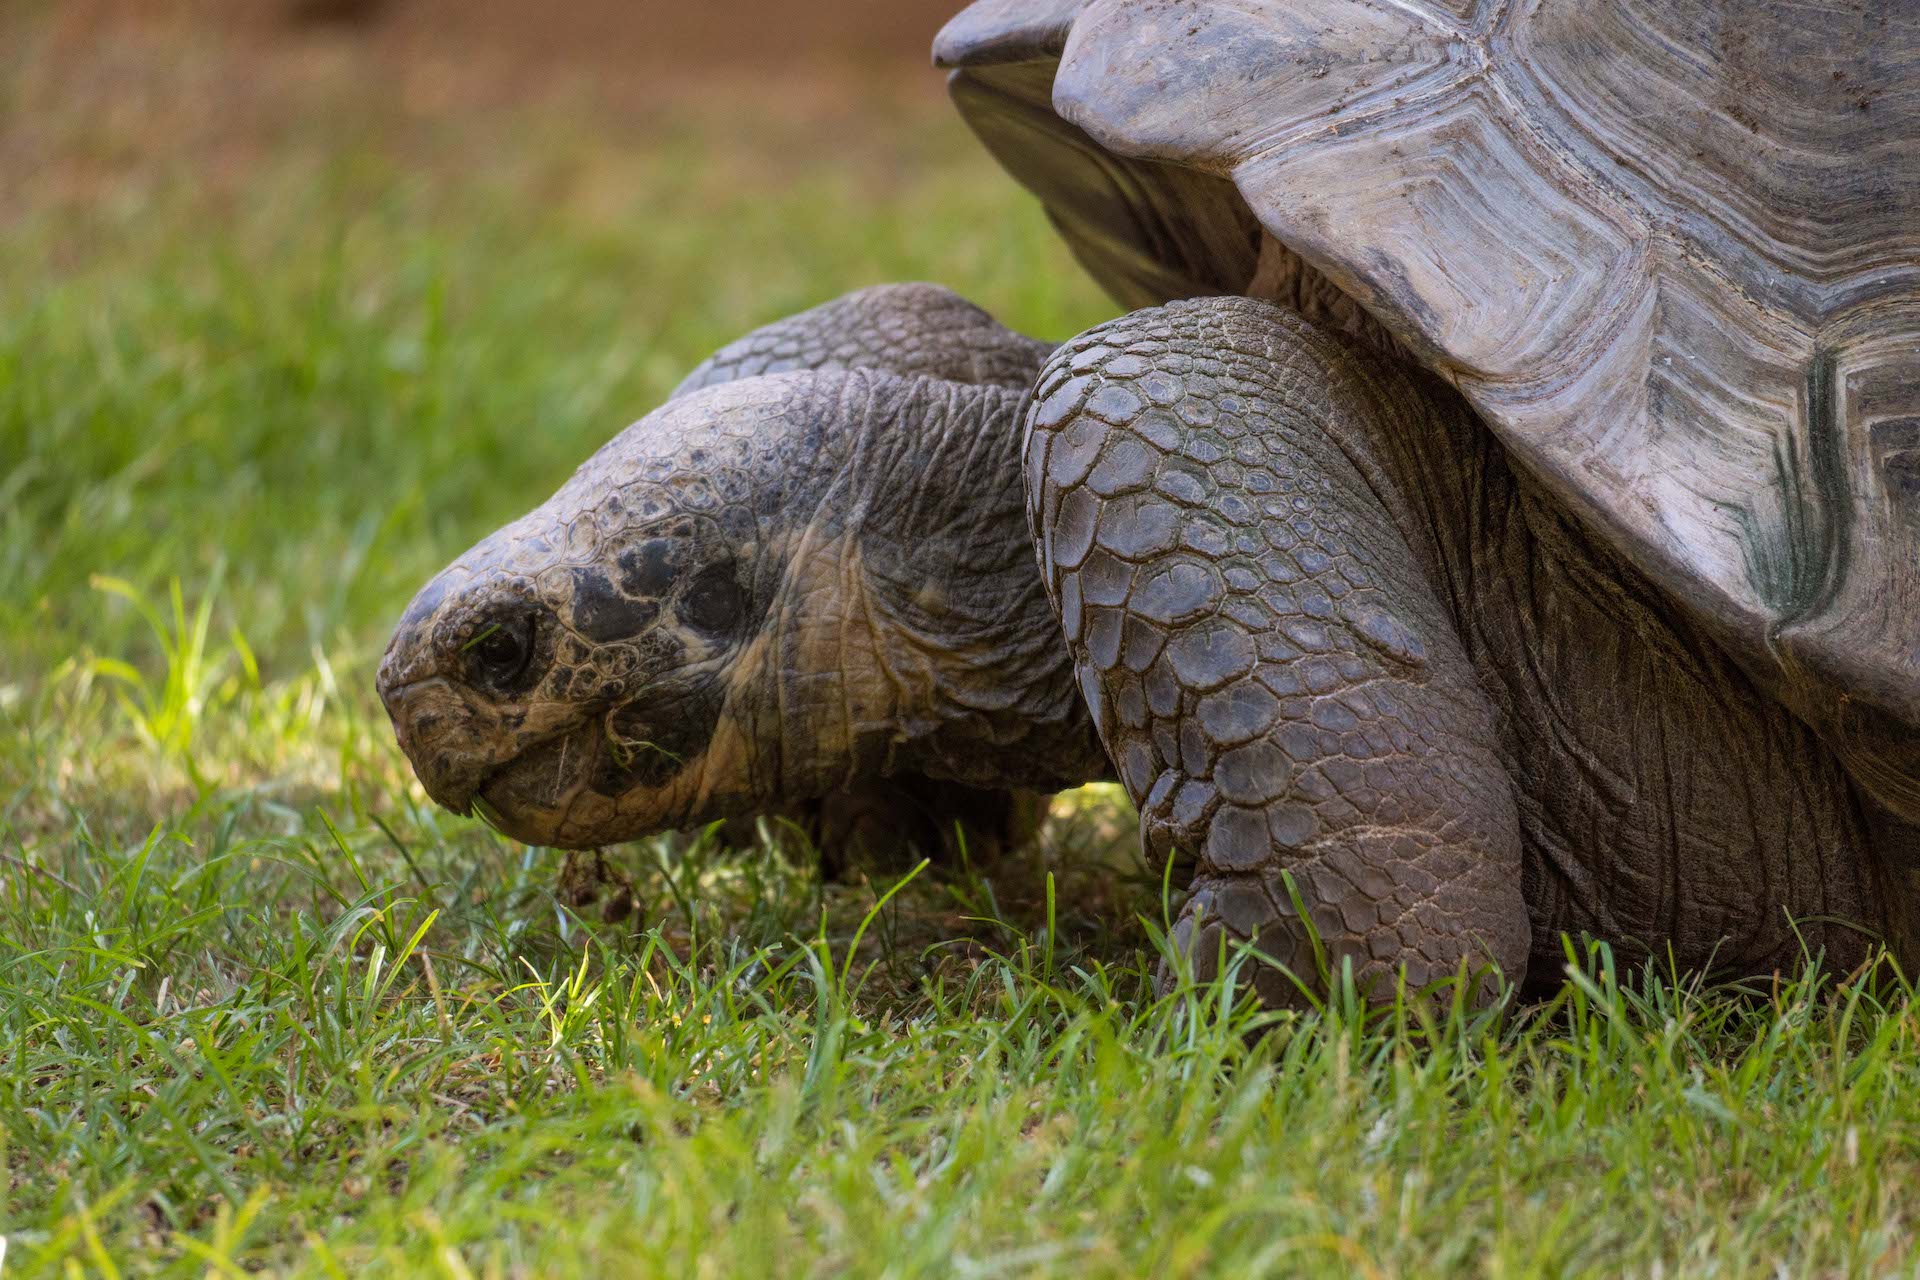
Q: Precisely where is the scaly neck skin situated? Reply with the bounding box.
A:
[744,371,1110,804]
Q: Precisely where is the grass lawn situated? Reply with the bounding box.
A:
[5,10,1920,1276]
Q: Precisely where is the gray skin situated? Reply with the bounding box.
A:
[380,284,1920,1004]
[665,285,1057,874]
[379,286,1104,880]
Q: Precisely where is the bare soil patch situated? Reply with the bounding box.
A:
[2,0,967,224]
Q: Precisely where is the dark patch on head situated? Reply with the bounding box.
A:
[593,682,724,794]
[570,567,660,643]
[615,538,683,598]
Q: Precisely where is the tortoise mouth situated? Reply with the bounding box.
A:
[380,675,512,817]
[474,728,603,846]
[383,673,731,846]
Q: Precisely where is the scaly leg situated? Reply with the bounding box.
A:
[1024,297,1530,1003]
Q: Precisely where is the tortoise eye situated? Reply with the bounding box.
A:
[679,568,746,634]
[465,613,535,688]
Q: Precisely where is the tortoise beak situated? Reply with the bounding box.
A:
[379,675,495,816]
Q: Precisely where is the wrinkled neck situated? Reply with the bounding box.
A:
[761,372,1108,799]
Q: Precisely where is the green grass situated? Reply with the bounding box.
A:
[5,30,1920,1278]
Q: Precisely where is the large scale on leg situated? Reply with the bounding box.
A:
[1025,298,1531,1000]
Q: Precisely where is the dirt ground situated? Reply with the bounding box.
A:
[325,0,978,69]
[2,0,981,226]
[16,0,969,99]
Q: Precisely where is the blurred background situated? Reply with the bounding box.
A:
[2,0,1112,684]
[0,8,1127,1261]
[2,0,1117,844]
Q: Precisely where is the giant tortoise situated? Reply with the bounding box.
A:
[378,0,1920,1002]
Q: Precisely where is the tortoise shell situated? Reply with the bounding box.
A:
[937,0,1920,819]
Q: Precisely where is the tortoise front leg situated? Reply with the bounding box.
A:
[1025,297,1529,1004]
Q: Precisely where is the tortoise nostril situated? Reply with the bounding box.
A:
[376,634,429,707]
[379,678,452,749]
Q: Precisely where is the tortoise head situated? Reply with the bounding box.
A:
[378,370,1101,848]
[375,386,773,847]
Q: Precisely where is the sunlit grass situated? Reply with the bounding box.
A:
[9,741,1920,1276]
[5,20,1920,1277]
